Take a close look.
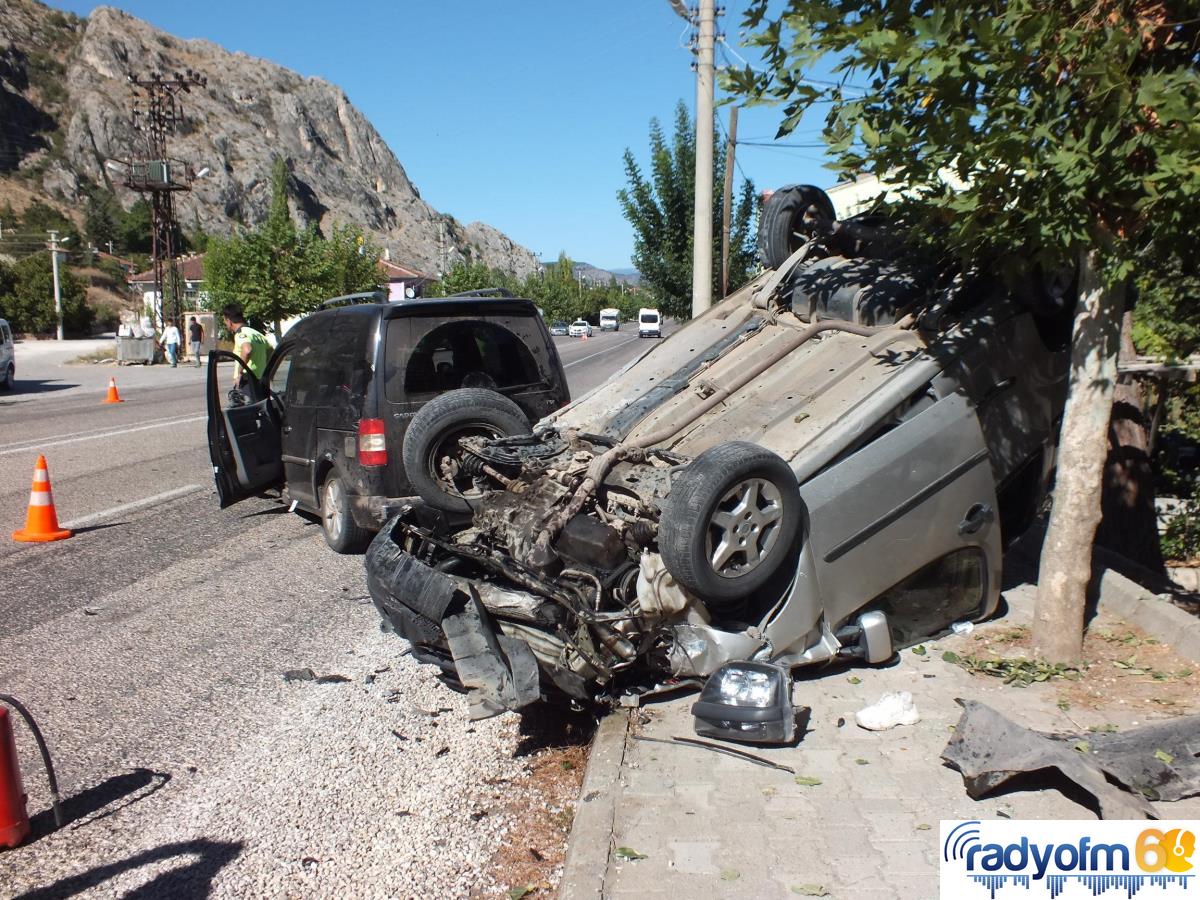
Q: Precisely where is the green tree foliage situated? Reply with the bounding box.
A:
[84,187,121,250]
[618,101,757,320]
[0,252,91,335]
[117,199,153,255]
[730,1,1200,661]
[427,254,645,325]
[203,157,380,334]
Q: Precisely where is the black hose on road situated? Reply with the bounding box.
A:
[0,693,64,828]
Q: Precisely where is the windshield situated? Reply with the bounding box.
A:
[640,313,658,323]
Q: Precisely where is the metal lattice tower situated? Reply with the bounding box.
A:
[121,69,207,329]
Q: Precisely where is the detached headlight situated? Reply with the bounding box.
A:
[691,661,795,744]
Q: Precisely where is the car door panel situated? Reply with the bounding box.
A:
[206,349,284,507]
[800,390,1002,634]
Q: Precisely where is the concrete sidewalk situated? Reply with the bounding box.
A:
[562,575,1200,899]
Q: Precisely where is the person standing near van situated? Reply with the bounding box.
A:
[161,319,181,367]
[222,303,269,387]
[188,316,204,368]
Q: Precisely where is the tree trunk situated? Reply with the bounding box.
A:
[1094,312,1164,573]
[1033,248,1125,663]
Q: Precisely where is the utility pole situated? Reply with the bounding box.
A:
[691,0,716,318]
[118,69,206,331]
[720,105,739,299]
[48,230,63,341]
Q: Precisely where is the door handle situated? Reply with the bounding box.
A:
[283,425,292,433]
[958,503,994,535]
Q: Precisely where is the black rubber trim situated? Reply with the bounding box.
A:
[823,448,991,564]
[692,700,784,723]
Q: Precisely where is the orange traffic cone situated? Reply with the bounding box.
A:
[103,377,124,404]
[12,456,72,543]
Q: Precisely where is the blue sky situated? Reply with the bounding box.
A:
[48,1,840,271]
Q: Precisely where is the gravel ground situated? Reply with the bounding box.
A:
[8,627,553,898]
[1,502,574,899]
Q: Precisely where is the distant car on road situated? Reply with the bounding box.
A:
[638,308,662,338]
[207,291,570,553]
[599,308,620,332]
[0,318,13,390]
[549,320,569,336]
[568,319,593,338]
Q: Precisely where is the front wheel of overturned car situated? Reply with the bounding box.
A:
[321,471,371,554]
[659,441,802,606]
[402,388,532,514]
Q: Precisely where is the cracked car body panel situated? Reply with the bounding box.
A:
[364,207,1072,716]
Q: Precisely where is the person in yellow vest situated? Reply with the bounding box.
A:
[221,303,270,388]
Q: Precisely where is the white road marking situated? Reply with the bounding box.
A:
[59,484,205,529]
[562,335,642,369]
[0,414,206,456]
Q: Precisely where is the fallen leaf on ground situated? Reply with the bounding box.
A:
[614,846,648,860]
[792,885,830,896]
[794,775,822,786]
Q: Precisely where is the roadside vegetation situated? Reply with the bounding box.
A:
[425,253,644,325]
[617,100,759,321]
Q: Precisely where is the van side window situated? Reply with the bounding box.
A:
[393,319,541,399]
[288,314,374,410]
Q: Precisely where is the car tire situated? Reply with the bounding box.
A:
[659,441,802,606]
[403,388,532,514]
[758,184,837,270]
[321,471,371,554]
[1,364,12,391]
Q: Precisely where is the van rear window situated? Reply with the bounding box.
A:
[384,314,552,402]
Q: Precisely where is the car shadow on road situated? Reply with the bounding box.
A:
[26,767,172,843]
[12,838,243,900]
[2,379,80,397]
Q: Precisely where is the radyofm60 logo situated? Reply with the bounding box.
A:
[940,820,1196,899]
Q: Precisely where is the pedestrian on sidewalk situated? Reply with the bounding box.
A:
[161,319,181,368]
[188,316,204,368]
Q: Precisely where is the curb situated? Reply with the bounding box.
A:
[559,710,630,900]
[1094,558,1200,664]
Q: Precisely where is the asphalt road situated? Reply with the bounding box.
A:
[0,325,669,895]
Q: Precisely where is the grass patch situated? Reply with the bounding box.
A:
[68,346,116,365]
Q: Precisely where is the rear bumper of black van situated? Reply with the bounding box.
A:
[351,493,418,529]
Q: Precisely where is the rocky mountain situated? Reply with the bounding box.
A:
[0,0,539,277]
[567,262,640,287]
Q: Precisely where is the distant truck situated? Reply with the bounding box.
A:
[599,308,621,332]
[638,308,661,338]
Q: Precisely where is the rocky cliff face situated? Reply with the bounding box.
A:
[0,0,539,277]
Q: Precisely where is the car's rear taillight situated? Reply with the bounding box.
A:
[357,418,387,466]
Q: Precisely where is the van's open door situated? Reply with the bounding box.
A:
[206,350,283,507]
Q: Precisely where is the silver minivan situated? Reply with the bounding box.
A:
[0,318,13,390]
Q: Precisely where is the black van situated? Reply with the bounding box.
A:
[206,293,570,552]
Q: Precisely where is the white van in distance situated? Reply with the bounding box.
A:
[599,308,620,332]
[638,308,661,338]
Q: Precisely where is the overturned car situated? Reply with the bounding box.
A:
[366,185,1074,724]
